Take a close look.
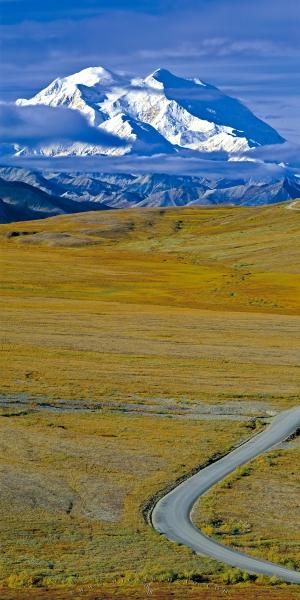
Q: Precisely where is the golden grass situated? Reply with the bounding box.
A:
[1,203,300,313]
[0,204,299,409]
[1,299,299,408]
[194,443,300,571]
[0,203,299,593]
[1,582,299,600]
[0,411,248,588]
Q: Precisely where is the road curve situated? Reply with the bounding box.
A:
[287,200,300,211]
[152,406,300,583]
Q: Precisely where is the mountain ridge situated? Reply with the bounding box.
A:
[0,165,299,222]
[0,175,112,223]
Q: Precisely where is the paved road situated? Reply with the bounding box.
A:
[287,200,300,211]
[152,406,300,583]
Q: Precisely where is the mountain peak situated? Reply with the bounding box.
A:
[145,68,189,88]
[146,68,207,89]
[150,67,173,79]
[65,66,119,87]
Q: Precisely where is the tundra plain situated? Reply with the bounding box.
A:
[0,203,299,597]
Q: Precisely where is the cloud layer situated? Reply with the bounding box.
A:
[2,149,299,183]
[0,103,125,149]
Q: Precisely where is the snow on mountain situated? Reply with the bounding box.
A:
[14,66,284,157]
[17,66,126,128]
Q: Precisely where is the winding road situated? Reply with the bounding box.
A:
[152,406,300,583]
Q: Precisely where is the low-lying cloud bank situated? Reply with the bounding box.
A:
[0,103,126,148]
[246,141,300,168]
[1,101,299,181]
[2,151,299,182]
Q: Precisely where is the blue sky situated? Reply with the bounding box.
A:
[0,0,299,143]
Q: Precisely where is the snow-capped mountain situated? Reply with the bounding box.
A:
[15,66,284,157]
[2,66,295,221]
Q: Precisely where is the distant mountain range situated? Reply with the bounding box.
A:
[1,166,299,223]
[15,65,284,157]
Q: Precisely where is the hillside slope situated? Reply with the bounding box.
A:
[0,177,112,222]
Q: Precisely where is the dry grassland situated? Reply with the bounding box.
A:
[0,203,299,595]
[0,204,299,409]
[0,411,248,589]
[195,442,300,572]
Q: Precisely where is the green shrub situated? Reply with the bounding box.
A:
[222,568,248,584]
[7,570,44,589]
